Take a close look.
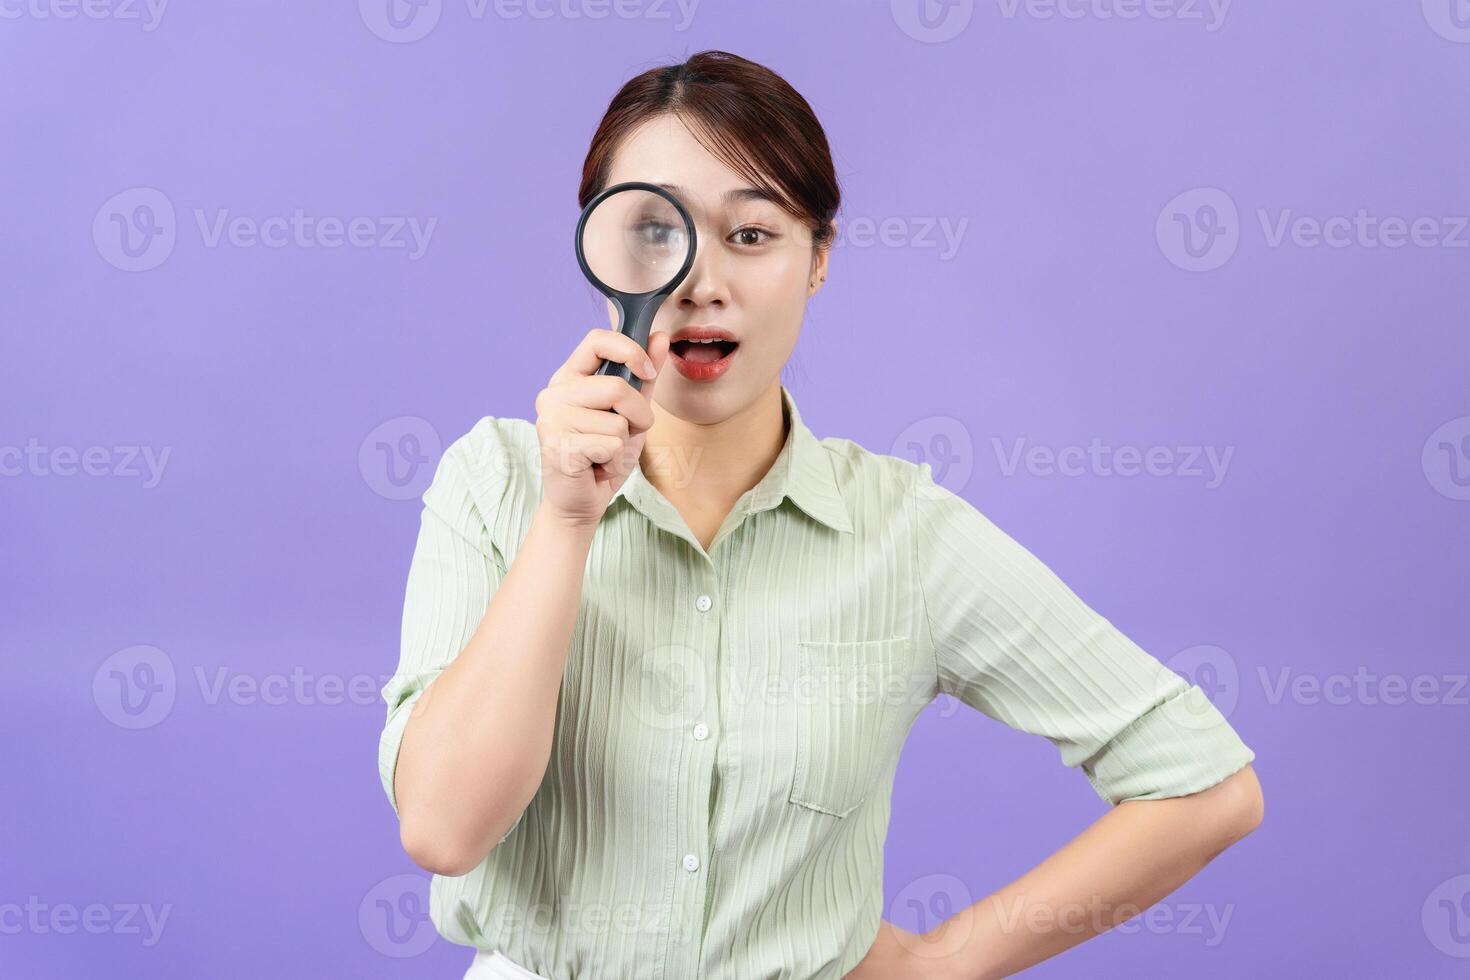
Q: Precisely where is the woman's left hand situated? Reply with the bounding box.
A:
[841,919,959,979]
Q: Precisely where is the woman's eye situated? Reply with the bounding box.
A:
[635,220,677,245]
[730,227,776,247]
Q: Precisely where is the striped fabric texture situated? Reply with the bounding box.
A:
[377,384,1256,980]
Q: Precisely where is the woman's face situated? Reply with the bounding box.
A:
[600,113,828,423]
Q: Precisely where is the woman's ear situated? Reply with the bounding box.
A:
[808,222,833,294]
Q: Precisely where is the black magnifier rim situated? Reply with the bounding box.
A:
[574,180,698,298]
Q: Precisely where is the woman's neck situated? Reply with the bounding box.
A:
[640,384,788,508]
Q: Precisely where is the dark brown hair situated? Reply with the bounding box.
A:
[578,50,839,252]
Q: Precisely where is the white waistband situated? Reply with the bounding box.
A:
[462,948,552,980]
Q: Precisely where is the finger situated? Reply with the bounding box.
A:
[550,328,657,387]
[556,404,632,441]
[631,330,671,418]
[543,431,623,477]
[548,375,655,432]
[536,401,638,482]
[598,433,642,482]
[645,330,672,379]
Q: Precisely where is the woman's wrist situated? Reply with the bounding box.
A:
[533,500,603,540]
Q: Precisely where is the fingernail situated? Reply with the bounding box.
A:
[643,357,656,376]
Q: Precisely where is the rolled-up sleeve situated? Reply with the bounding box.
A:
[377,425,515,838]
[913,462,1255,804]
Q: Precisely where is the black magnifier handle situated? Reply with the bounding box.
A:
[595,292,664,394]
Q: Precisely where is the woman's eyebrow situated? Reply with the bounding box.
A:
[656,182,780,207]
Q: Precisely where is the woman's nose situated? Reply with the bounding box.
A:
[674,239,729,307]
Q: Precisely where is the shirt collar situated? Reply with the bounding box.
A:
[609,384,854,535]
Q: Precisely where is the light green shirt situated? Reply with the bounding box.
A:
[378,383,1255,980]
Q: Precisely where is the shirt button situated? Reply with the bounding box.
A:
[692,722,709,741]
[683,853,700,872]
[694,594,712,612]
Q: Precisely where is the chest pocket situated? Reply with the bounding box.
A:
[789,636,910,818]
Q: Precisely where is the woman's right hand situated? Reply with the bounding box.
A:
[534,327,672,529]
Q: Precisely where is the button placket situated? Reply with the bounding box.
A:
[671,577,719,965]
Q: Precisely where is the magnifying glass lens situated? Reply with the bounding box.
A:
[581,189,690,294]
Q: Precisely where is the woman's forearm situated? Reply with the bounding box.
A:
[925,765,1265,980]
[394,501,597,876]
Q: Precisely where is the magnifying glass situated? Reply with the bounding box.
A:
[575,181,697,393]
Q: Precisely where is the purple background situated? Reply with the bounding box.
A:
[4,1,1468,977]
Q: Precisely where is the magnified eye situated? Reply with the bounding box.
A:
[583,186,692,291]
[634,217,680,248]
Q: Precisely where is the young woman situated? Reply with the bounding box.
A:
[378,50,1263,980]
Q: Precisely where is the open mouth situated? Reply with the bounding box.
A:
[669,338,739,363]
